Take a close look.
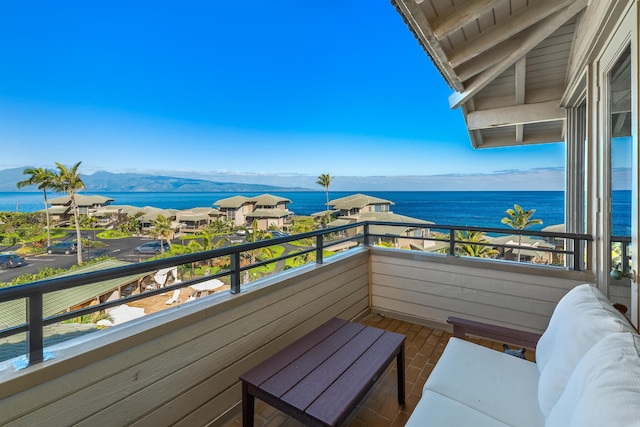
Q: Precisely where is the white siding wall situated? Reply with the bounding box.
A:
[0,249,369,427]
[370,248,595,334]
[0,246,603,426]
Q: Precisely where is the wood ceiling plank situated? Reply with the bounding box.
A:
[448,0,576,68]
[431,0,504,41]
[448,0,588,109]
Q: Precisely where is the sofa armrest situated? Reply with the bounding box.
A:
[447,316,542,349]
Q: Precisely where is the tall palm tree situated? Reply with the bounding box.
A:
[54,162,86,264]
[501,204,543,262]
[16,167,57,247]
[316,173,333,223]
[151,214,173,254]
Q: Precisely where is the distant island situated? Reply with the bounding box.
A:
[0,168,312,193]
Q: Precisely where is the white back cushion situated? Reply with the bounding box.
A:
[536,284,635,416]
[545,332,640,427]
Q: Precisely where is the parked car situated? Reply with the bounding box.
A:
[133,241,171,254]
[261,231,289,239]
[47,241,77,254]
[0,254,26,270]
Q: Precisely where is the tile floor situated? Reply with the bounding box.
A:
[224,313,532,427]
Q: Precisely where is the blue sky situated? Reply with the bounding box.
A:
[0,1,565,190]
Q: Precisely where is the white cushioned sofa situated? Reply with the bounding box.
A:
[405,284,640,427]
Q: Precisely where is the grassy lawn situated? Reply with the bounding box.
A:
[97,230,129,239]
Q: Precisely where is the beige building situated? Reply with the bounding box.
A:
[48,194,114,223]
[213,194,293,230]
[137,208,179,233]
[213,195,255,225]
[175,207,223,232]
[326,193,434,249]
[328,194,393,218]
[489,235,556,265]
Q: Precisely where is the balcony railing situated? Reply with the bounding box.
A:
[0,221,592,366]
[611,235,632,275]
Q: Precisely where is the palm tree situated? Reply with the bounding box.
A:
[16,167,57,247]
[316,173,333,224]
[189,230,228,268]
[118,211,144,235]
[54,162,85,264]
[501,204,543,262]
[242,221,273,283]
[207,219,232,235]
[455,230,498,258]
[151,214,173,254]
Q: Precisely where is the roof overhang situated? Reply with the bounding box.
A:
[392,0,589,148]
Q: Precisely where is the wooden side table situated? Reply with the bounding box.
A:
[240,317,405,427]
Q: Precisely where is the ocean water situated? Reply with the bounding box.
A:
[0,190,632,235]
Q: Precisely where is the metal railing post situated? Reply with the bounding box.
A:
[573,238,582,271]
[363,223,370,247]
[27,293,44,365]
[230,252,241,294]
[449,229,456,255]
[621,240,629,274]
[316,234,324,264]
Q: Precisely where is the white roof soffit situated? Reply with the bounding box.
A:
[393,0,588,148]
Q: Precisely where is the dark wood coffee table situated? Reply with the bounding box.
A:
[240,317,405,427]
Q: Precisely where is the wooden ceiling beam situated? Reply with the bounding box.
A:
[515,57,526,104]
[466,100,565,130]
[478,129,565,147]
[515,57,526,143]
[448,0,588,109]
[431,0,504,41]
[455,39,518,82]
[448,0,577,68]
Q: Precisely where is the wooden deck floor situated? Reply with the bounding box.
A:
[224,313,534,427]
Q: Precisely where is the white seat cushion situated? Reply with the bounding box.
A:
[535,284,636,416]
[405,390,511,427]
[424,337,544,427]
[545,332,640,427]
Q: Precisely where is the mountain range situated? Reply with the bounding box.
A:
[0,168,312,192]
[1,166,577,191]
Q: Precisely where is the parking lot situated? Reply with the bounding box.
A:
[0,236,180,282]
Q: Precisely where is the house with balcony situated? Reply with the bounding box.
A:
[213,194,293,230]
[213,195,256,226]
[47,194,114,224]
[489,235,556,264]
[245,194,293,230]
[326,194,435,249]
[329,193,394,218]
[93,204,147,228]
[136,207,179,233]
[1,1,639,426]
[175,207,223,232]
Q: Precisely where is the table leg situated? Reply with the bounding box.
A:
[242,381,254,427]
[396,343,405,405]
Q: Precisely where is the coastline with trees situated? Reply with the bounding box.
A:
[0,162,568,290]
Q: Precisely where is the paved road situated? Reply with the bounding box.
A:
[0,235,170,282]
[0,233,253,282]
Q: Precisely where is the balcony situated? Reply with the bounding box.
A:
[224,313,539,427]
[0,223,593,426]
